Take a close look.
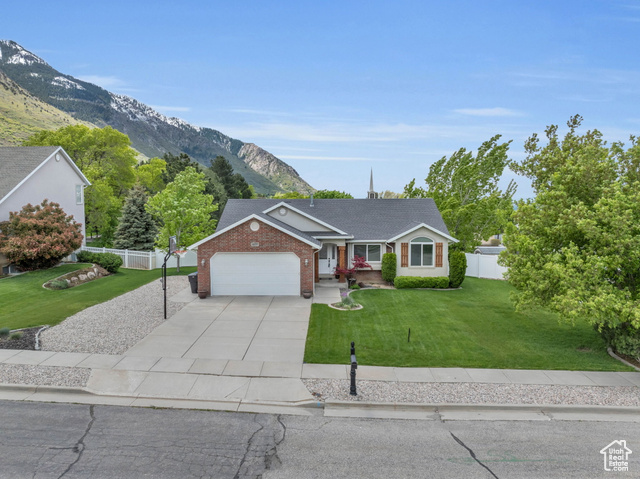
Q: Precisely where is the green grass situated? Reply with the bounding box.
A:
[0,264,196,330]
[304,277,632,371]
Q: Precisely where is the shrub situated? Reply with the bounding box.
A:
[394,276,450,289]
[597,323,640,361]
[48,279,69,290]
[0,327,10,338]
[76,251,122,273]
[349,283,361,290]
[94,252,123,273]
[10,332,23,340]
[76,250,97,263]
[0,200,83,271]
[448,250,467,288]
[381,253,397,283]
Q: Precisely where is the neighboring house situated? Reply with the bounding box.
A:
[189,198,458,297]
[473,246,506,255]
[0,146,90,272]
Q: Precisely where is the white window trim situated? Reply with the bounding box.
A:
[352,243,383,263]
[409,236,435,267]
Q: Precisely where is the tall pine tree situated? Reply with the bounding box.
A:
[113,185,158,251]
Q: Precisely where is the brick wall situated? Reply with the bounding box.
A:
[196,218,316,297]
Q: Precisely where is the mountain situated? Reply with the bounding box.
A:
[0,40,314,195]
[0,71,90,145]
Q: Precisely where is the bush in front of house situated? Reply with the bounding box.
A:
[381,253,397,283]
[0,200,83,271]
[448,250,467,288]
[76,251,122,273]
[94,252,122,273]
[394,276,450,289]
[597,323,640,362]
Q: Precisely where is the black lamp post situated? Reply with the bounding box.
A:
[162,236,177,319]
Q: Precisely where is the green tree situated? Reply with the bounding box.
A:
[404,135,516,251]
[209,156,253,215]
[135,157,167,194]
[313,189,353,199]
[24,125,137,243]
[501,116,640,357]
[146,167,217,267]
[113,185,158,251]
[0,200,83,271]
[161,152,198,185]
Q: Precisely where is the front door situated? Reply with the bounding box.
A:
[318,243,337,274]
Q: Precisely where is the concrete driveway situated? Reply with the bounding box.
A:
[124,295,313,364]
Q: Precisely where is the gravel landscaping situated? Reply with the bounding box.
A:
[303,379,640,407]
[40,276,191,354]
[0,364,90,388]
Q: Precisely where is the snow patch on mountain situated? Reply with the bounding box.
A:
[0,40,48,66]
[110,93,201,132]
[51,76,85,90]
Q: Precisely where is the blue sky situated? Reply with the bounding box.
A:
[4,0,640,198]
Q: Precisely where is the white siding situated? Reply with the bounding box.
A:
[0,154,87,242]
[394,228,450,277]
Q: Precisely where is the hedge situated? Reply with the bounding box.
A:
[381,253,397,283]
[394,276,450,289]
[448,250,467,288]
[76,251,123,274]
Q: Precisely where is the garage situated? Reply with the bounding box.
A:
[210,252,301,296]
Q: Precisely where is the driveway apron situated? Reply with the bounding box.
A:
[124,295,312,363]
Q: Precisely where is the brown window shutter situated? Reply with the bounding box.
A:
[401,243,408,267]
[435,242,443,267]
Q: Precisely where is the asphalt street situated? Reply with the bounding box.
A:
[1,401,639,479]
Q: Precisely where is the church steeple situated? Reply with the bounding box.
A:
[367,168,379,199]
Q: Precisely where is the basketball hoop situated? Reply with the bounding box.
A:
[174,249,189,259]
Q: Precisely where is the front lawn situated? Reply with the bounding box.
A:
[0,264,196,330]
[304,277,631,371]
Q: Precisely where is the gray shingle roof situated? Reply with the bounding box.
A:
[219,198,453,242]
[0,146,60,201]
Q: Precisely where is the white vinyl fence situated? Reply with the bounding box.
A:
[77,246,197,270]
[465,253,508,280]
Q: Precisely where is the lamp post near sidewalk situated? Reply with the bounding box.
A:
[162,236,177,319]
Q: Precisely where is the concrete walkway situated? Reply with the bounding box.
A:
[1,284,640,420]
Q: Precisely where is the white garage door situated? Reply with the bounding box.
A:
[210,253,301,296]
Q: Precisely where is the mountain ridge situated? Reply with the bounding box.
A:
[0,40,314,195]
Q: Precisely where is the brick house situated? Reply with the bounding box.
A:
[189,198,457,297]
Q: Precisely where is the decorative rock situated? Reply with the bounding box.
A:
[87,272,95,279]
[79,274,87,281]
[70,277,78,283]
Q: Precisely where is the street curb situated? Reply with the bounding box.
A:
[2,384,640,421]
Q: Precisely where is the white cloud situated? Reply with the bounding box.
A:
[278,155,379,162]
[453,107,523,117]
[77,75,125,88]
[150,105,191,113]
[212,120,503,144]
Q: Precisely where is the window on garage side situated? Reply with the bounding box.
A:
[353,244,381,262]
[410,236,433,266]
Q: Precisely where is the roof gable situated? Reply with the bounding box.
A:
[263,201,347,234]
[188,213,322,250]
[0,146,90,206]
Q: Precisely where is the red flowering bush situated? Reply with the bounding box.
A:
[0,200,83,271]
[334,255,372,279]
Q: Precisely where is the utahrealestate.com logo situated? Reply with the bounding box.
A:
[600,440,632,472]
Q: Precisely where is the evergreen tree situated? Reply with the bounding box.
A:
[113,185,158,251]
[209,156,253,216]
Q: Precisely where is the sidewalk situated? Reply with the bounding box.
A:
[1,283,639,421]
[2,347,640,420]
